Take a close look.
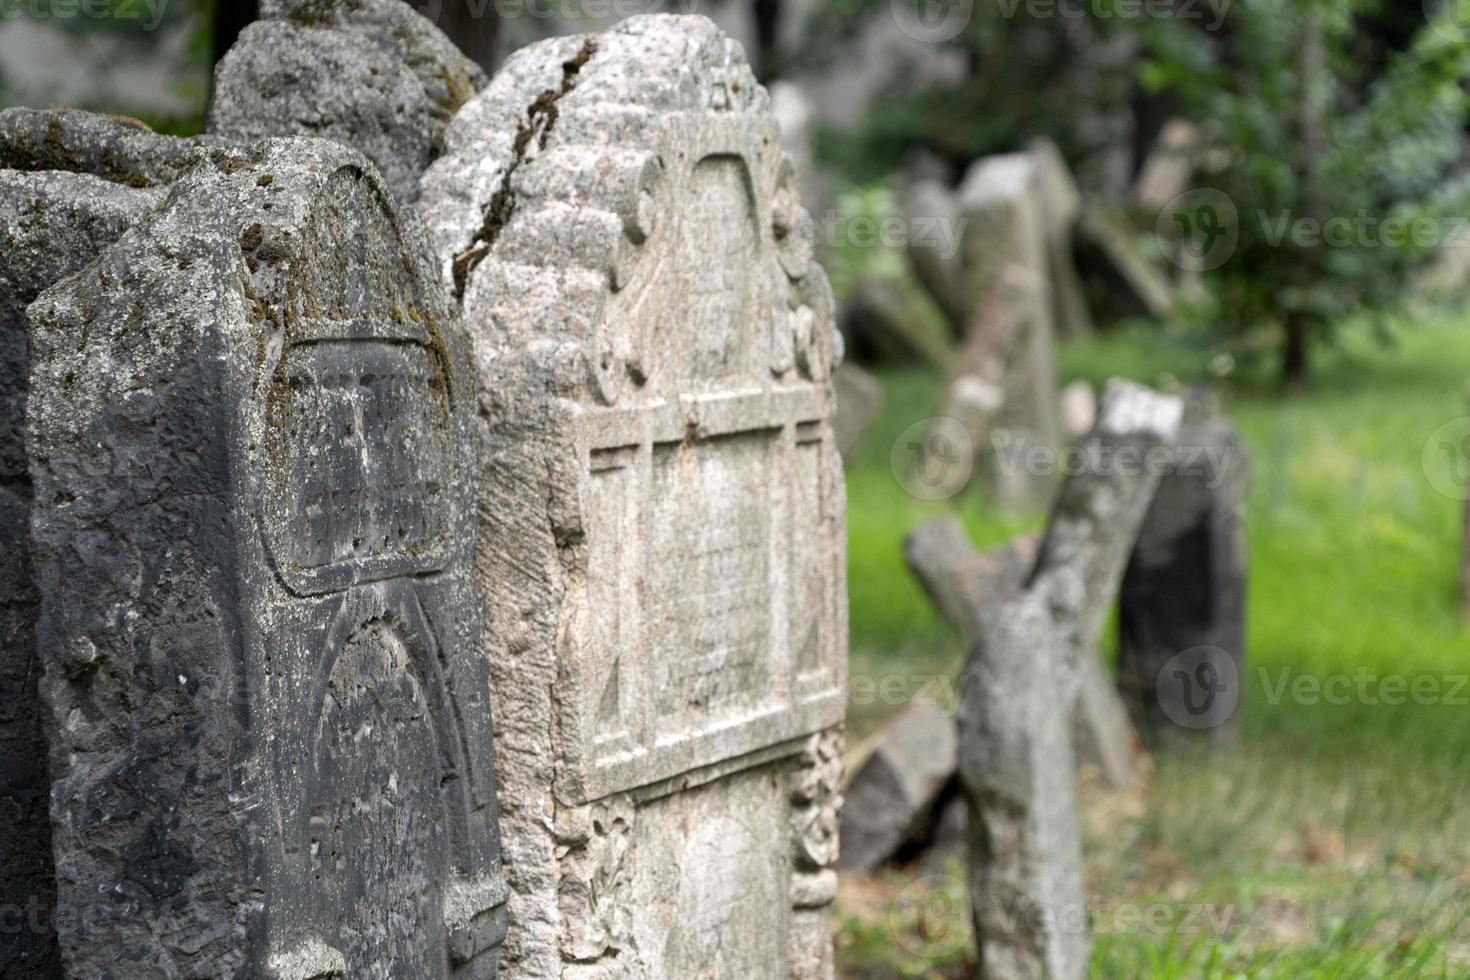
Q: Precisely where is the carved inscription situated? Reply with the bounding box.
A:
[309,619,451,979]
[263,339,450,592]
[649,432,774,728]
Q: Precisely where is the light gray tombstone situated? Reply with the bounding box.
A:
[27,138,506,979]
[833,361,885,464]
[1028,137,1093,339]
[955,380,1181,980]
[931,153,1061,507]
[838,700,957,874]
[0,109,207,977]
[421,16,848,980]
[210,0,487,204]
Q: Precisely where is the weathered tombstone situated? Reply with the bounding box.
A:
[1119,392,1248,740]
[839,700,957,875]
[1028,137,1093,339]
[1133,118,1201,211]
[833,361,885,464]
[955,380,1181,980]
[940,154,1060,507]
[420,17,847,979]
[1078,203,1177,320]
[0,109,208,977]
[27,138,506,978]
[210,0,487,204]
[904,519,1142,793]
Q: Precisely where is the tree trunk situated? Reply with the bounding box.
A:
[433,0,500,75]
[1282,313,1309,386]
[213,0,258,71]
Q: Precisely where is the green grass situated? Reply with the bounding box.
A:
[837,312,1470,977]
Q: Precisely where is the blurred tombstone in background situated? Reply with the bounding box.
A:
[1132,117,1201,212]
[909,152,1064,508]
[838,700,957,875]
[953,380,1181,980]
[1118,389,1249,741]
[833,362,885,464]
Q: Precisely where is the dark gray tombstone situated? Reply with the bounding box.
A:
[0,109,204,977]
[1118,395,1248,740]
[27,138,506,978]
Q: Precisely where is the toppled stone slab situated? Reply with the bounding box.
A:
[28,137,506,978]
[421,16,847,979]
[839,700,957,874]
[211,0,487,204]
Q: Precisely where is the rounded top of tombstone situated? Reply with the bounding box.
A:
[420,15,837,407]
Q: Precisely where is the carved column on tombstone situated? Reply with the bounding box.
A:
[420,17,847,980]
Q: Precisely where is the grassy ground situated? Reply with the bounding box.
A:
[836,313,1470,977]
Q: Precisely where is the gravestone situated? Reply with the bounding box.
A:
[28,138,506,978]
[420,17,847,979]
[833,362,885,464]
[210,0,487,204]
[1028,137,1093,339]
[839,700,957,874]
[1119,393,1248,739]
[955,380,1181,980]
[0,109,206,976]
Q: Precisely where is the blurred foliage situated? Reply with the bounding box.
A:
[1144,0,1470,381]
[802,0,1470,382]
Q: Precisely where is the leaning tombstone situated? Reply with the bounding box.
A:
[210,0,487,204]
[1119,390,1249,740]
[27,138,506,977]
[1027,137,1093,339]
[955,380,1181,980]
[0,108,211,977]
[952,154,1060,506]
[833,361,885,464]
[421,17,848,979]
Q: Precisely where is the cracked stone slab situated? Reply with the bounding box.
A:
[211,0,487,204]
[0,107,223,188]
[27,137,505,979]
[421,15,847,979]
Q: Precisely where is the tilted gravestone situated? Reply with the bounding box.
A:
[27,138,506,978]
[210,0,487,204]
[955,380,1181,980]
[0,108,208,976]
[421,16,848,979]
[1119,392,1248,739]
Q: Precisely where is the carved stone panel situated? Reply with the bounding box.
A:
[28,138,505,978]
